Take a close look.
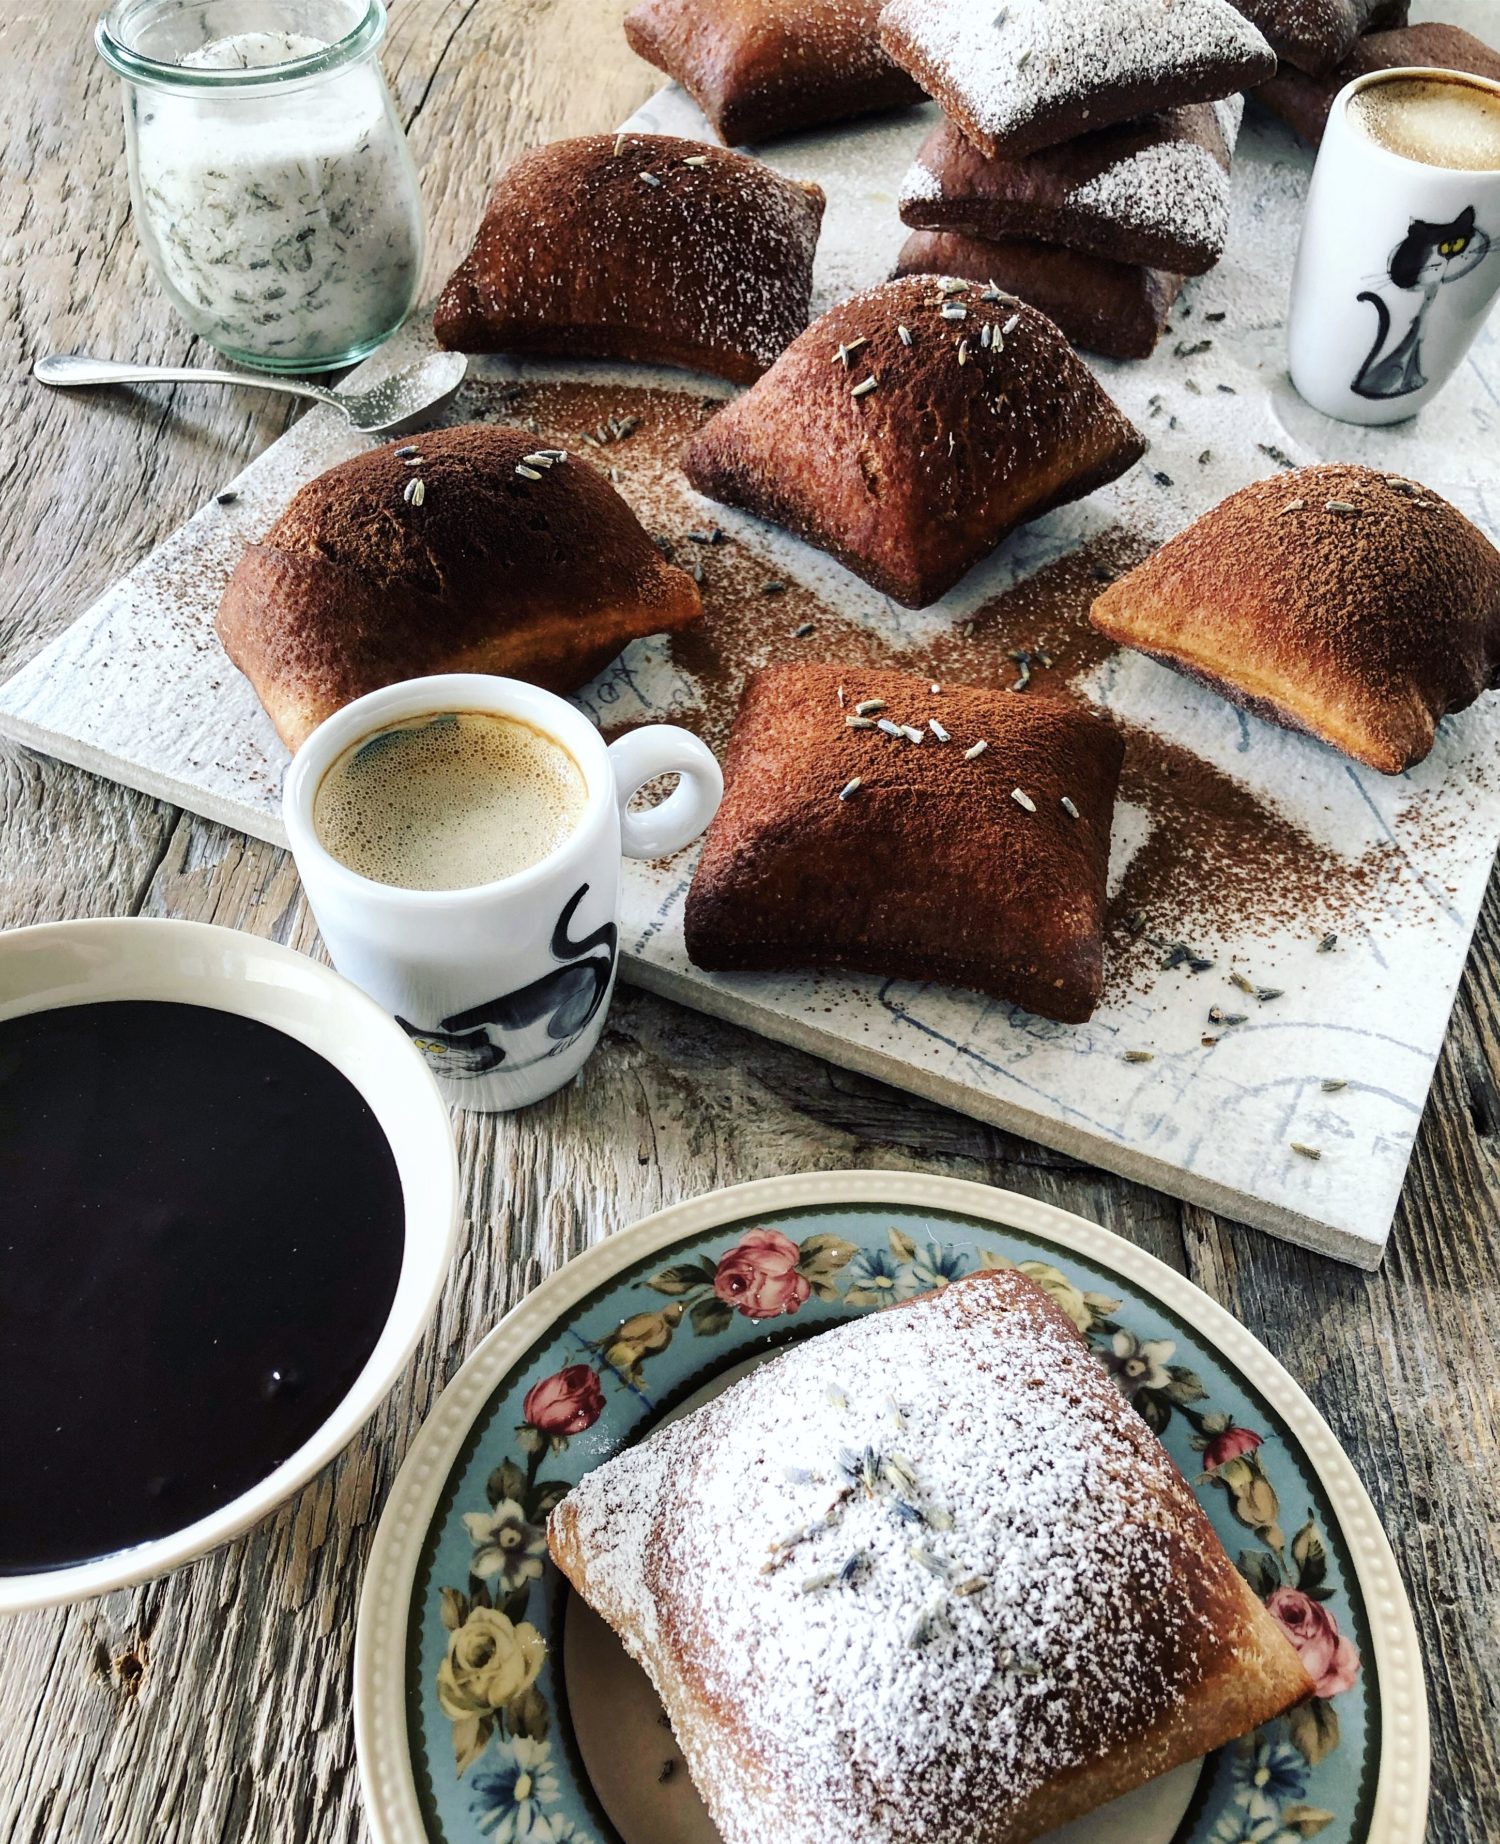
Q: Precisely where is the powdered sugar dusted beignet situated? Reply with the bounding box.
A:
[550,1269,1314,1844]
[878,0,1274,160]
[623,0,924,146]
[434,135,825,385]
[681,275,1144,607]
[1090,463,1500,774]
[899,98,1242,278]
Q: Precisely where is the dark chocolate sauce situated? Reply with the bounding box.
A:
[0,1000,406,1573]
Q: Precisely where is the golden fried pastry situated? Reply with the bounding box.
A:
[1234,0,1406,76]
[681,275,1144,607]
[877,0,1275,159]
[1257,22,1500,144]
[682,663,1125,1021]
[433,135,825,385]
[551,1269,1316,1844]
[1091,464,1500,773]
[894,230,1184,362]
[216,426,702,751]
[623,0,923,145]
[899,99,1242,277]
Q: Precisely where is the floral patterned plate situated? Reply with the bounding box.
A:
[354,1172,1427,1844]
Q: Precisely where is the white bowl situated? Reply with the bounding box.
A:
[0,916,460,1612]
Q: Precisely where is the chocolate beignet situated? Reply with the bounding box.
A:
[623,0,923,146]
[1090,464,1500,773]
[1234,0,1408,77]
[216,426,702,751]
[898,99,1242,279]
[894,231,1184,363]
[684,663,1125,1021]
[434,135,824,385]
[681,275,1144,608]
[877,0,1274,160]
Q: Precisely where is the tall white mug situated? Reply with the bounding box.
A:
[283,674,722,1111]
[1288,66,1500,425]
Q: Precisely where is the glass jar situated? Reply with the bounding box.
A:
[96,0,426,373]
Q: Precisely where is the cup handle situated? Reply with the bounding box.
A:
[607,725,724,860]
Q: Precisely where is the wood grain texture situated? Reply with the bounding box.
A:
[0,4,1496,1842]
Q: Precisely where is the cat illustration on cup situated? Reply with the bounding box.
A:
[397,884,617,1080]
[1351,205,1492,400]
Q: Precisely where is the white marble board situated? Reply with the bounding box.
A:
[4,12,1500,1266]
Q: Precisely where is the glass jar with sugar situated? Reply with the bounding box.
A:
[96,0,426,372]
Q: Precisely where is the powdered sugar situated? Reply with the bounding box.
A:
[1068,96,1244,260]
[558,1275,1234,1844]
[880,0,1272,156]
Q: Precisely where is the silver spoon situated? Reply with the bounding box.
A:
[31,349,469,437]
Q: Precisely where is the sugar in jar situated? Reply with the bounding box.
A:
[96,0,426,372]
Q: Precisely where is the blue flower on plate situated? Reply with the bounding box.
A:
[1233,1738,1309,1821]
[470,1737,562,1842]
[900,1239,970,1295]
[843,1245,908,1305]
[1209,1809,1304,1844]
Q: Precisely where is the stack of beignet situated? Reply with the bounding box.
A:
[881,0,1272,358]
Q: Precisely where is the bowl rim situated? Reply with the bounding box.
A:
[0,914,460,1613]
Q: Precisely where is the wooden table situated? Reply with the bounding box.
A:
[1,4,1496,1839]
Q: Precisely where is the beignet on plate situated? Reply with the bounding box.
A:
[1256,22,1500,145]
[682,663,1124,1022]
[1233,0,1407,75]
[216,426,702,751]
[550,1268,1315,1844]
[894,229,1185,362]
[433,135,825,385]
[680,275,1144,608]
[623,0,923,146]
[899,100,1242,278]
[877,0,1274,159]
[1090,463,1500,773]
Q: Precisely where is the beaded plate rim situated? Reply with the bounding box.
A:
[353,1170,1428,1844]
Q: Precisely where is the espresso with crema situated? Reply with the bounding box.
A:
[1348,74,1500,172]
[313,710,589,891]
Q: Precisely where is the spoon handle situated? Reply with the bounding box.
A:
[32,352,341,411]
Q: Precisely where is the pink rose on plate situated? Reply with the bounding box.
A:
[1203,1425,1265,1470]
[523,1364,605,1436]
[713,1228,811,1320]
[1266,1586,1362,1698]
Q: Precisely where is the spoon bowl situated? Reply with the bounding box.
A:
[33,348,469,437]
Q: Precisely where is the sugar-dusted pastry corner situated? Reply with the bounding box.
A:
[898,99,1243,279]
[682,662,1124,1022]
[681,273,1144,608]
[549,1268,1315,1844]
[433,134,825,385]
[1090,463,1500,774]
[215,425,701,751]
[623,0,923,147]
[876,0,1275,161]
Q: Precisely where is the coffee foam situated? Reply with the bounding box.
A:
[313,710,589,890]
[1348,75,1500,172]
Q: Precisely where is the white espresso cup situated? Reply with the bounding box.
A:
[1288,66,1500,425]
[283,674,722,1111]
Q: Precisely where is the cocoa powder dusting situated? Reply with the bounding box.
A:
[471,376,1418,996]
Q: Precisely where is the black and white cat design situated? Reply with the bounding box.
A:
[397,884,618,1079]
[1351,205,1491,400]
